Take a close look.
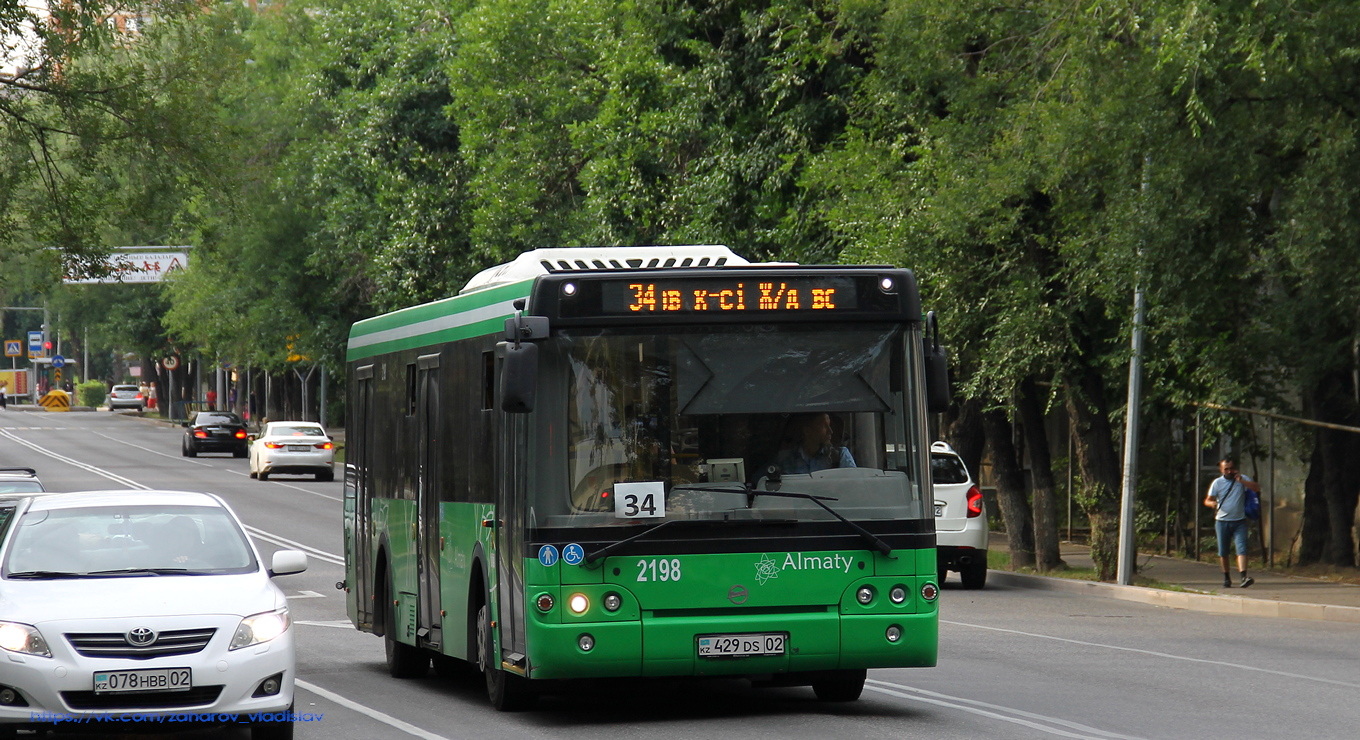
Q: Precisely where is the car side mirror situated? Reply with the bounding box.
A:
[268,549,308,577]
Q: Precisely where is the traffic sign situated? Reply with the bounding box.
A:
[27,331,43,358]
[163,355,180,370]
[3,340,18,357]
[51,355,66,369]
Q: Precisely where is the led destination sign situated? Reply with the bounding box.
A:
[600,277,859,315]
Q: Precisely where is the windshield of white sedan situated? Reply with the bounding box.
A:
[3,505,257,577]
[532,325,928,527]
[269,425,325,437]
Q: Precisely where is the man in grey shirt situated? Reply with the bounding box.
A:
[1203,456,1260,588]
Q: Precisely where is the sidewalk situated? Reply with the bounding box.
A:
[986,532,1360,624]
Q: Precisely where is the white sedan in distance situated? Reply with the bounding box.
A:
[0,490,307,739]
[249,421,335,482]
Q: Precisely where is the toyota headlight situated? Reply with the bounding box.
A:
[230,608,291,650]
[0,621,50,658]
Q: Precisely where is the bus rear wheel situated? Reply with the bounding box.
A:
[812,669,866,702]
[477,602,535,711]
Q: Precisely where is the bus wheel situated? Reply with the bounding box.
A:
[382,570,429,678]
[812,669,866,702]
[477,602,535,711]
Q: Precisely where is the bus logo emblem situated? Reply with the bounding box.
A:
[727,585,749,605]
[538,545,559,566]
[754,554,780,585]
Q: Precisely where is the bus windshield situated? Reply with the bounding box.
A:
[531,324,929,528]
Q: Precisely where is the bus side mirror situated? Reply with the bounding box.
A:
[923,311,950,413]
[924,344,950,413]
[500,341,538,413]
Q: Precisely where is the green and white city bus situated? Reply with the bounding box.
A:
[342,246,949,709]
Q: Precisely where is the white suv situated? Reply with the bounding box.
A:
[931,441,988,589]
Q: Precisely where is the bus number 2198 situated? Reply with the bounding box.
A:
[637,558,682,581]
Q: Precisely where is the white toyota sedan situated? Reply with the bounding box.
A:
[249,422,335,482]
[0,491,307,738]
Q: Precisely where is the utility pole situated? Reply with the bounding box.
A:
[1117,156,1152,587]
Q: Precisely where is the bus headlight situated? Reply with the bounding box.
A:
[568,593,589,615]
[921,583,939,602]
[578,634,595,652]
[535,593,555,612]
[602,593,621,612]
[889,585,907,604]
[886,625,903,643]
[856,586,875,605]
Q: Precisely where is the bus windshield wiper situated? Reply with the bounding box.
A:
[674,482,895,558]
[6,570,84,580]
[583,519,685,565]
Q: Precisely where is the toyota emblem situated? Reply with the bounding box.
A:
[126,627,157,647]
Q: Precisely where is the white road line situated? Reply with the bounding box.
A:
[245,525,345,565]
[865,680,1146,739]
[296,620,355,629]
[944,619,1360,689]
[296,680,452,740]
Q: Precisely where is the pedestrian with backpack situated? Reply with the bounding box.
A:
[1204,456,1260,589]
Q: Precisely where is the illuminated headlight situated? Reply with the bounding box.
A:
[578,634,595,652]
[568,593,589,615]
[921,583,939,602]
[889,585,907,604]
[562,282,578,297]
[886,625,903,643]
[230,608,291,650]
[0,622,50,658]
[602,593,621,612]
[535,593,555,612]
[880,276,895,292]
[856,586,875,605]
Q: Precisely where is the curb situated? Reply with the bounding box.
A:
[990,571,1360,624]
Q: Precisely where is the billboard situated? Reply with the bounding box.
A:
[65,250,190,284]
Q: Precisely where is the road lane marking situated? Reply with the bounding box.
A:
[296,620,355,629]
[944,619,1360,689]
[245,525,345,565]
[296,679,451,740]
[865,680,1145,739]
[288,590,327,599]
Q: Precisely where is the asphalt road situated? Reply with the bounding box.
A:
[3,410,1359,739]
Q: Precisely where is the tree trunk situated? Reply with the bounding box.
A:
[1019,377,1065,571]
[1306,370,1360,567]
[1297,439,1327,566]
[945,396,986,484]
[1065,360,1123,581]
[983,409,1035,568]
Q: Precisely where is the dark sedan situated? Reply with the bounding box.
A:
[181,411,249,458]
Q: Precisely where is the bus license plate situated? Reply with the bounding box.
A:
[93,668,192,694]
[697,633,786,658]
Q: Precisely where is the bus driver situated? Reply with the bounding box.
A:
[772,412,856,474]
